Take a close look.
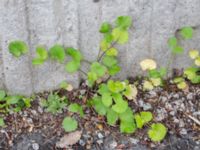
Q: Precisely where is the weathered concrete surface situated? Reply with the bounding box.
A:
[0,0,200,95]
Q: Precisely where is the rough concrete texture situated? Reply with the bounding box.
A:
[0,0,200,95]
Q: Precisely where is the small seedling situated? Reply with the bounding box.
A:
[40,93,68,114]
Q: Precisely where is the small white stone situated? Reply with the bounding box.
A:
[187,93,193,100]
[179,119,185,127]
[109,140,117,149]
[143,103,152,110]
[97,133,104,139]
[169,111,175,116]
[32,143,39,150]
[129,138,139,144]
[96,139,103,145]
[180,128,187,135]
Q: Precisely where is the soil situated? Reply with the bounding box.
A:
[0,80,199,150]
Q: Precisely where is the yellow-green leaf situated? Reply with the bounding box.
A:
[189,50,199,59]
[140,59,157,71]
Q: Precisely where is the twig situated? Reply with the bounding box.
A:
[186,114,200,126]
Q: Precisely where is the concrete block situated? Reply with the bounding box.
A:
[0,0,33,95]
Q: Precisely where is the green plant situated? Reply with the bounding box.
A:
[32,46,48,65]
[62,117,78,132]
[68,103,84,117]
[7,16,168,141]
[173,77,187,90]
[8,40,28,57]
[168,27,193,55]
[40,92,68,114]
[183,50,200,84]
[168,27,200,85]
[148,123,167,142]
[135,111,153,129]
[0,117,5,127]
[0,90,32,113]
[140,59,166,90]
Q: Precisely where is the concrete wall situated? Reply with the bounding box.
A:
[0,0,200,95]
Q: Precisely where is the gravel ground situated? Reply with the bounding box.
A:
[0,80,199,150]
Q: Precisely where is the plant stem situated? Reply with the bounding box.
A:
[79,69,87,76]
[97,41,117,62]
[166,54,175,78]
[82,59,92,65]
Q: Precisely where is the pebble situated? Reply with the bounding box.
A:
[173,117,179,124]
[96,139,103,145]
[179,119,185,127]
[79,139,86,146]
[148,91,157,97]
[86,144,91,149]
[142,103,152,110]
[155,108,167,121]
[109,140,117,149]
[173,93,180,99]
[160,96,168,103]
[129,138,139,145]
[169,111,175,116]
[31,110,37,116]
[37,106,43,114]
[180,128,187,135]
[32,143,39,150]
[187,93,193,100]
[27,118,33,124]
[97,132,104,139]
[80,90,86,95]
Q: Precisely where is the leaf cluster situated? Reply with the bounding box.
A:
[0,90,32,113]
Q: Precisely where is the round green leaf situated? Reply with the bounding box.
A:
[35,46,48,60]
[91,62,107,77]
[99,22,112,33]
[106,48,118,56]
[148,123,167,142]
[108,64,121,76]
[106,109,118,126]
[120,121,136,134]
[135,114,143,128]
[98,84,109,95]
[102,93,112,107]
[115,16,132,30]
[66,48,82,62]
[108,80,125,93]
[119,107,134,122]
[102,56,117,67]
[62,117,78,132]
[68,103,80,113]
[49,44,65,62]
[8,40,28,57]
[112,28,129,44]
[140,111,153,123]
[65,61,80,73]
[168,37,177,48]
[180,27,193,39]
[112,100,128,114]
[92,97,107,115]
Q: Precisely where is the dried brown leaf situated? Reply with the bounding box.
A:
[56,130,82,148]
